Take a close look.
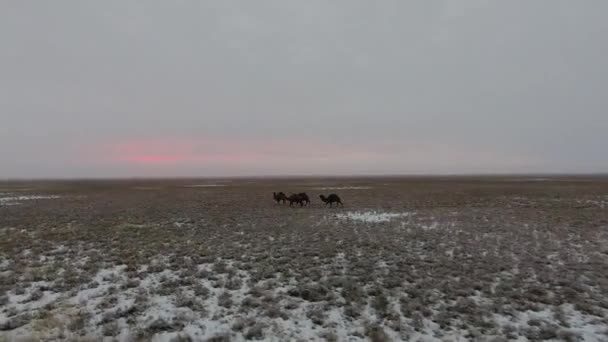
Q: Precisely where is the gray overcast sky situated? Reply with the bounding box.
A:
[1,1,607,178]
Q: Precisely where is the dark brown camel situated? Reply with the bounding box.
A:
[298,192,311,206]
[288,193,305,207]
[319,194,343,207]
[273,192,288,204]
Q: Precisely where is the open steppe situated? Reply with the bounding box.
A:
[1,176,608,341]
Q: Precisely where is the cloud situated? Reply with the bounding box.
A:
[1,1,607,177]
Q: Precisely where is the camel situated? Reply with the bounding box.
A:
[287,193,305,207]
[319,194,343,207]
[273,192,288,204]
[298,192,311,206]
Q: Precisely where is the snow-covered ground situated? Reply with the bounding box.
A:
[0,194,61,206]
[3,255,607,341]
[2,182,608,341]
[336,211,413,223]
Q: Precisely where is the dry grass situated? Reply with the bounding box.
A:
[1,177,608,340]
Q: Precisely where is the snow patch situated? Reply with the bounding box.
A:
[313,186,372,190]
[336,211,412,223]
[576,199,608,209]
[0,194,61,206]
[182,184,226,188]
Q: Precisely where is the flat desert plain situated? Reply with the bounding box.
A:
[1,177,608,341]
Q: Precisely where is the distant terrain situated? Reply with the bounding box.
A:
[1,176,608,341]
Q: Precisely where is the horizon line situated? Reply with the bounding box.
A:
[1,172,608,182]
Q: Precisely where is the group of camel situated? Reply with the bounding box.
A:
[273,192,343,207]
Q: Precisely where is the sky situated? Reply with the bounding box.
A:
[1,1,607,178]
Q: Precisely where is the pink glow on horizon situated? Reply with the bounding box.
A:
[84,137,388,166]
[66,137,546,176]
[126,155,187,162]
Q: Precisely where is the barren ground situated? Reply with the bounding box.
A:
[1,176,608,341]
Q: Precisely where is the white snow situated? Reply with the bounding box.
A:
[0,258,10,271]
[336,211,413,223]
[3,255,607,341]
[576,199,608,209]
[182,184,226,188]
[492,304,608,342]
[313,186,372,190]
[0,194,61,206]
